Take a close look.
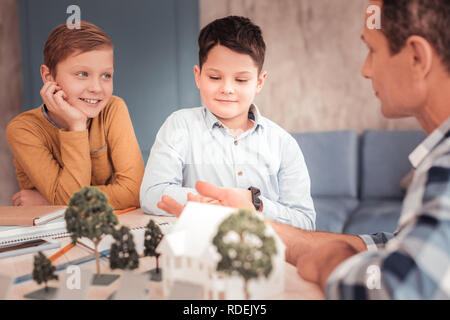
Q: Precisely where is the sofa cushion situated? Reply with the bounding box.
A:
[360,130,426,200]
[314,197,359,233]
[292,131,359,198]
[343,200,403,235]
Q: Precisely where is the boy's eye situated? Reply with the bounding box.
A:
[236,79,248,83]
[102,73,112,79]
[209,76,220,80]
[76,71,88,77]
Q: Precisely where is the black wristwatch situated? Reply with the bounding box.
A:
[248,186,262,211]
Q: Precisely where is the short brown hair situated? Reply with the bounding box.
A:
[43,21,113,76]
[381,0,450,73]
[198,16,266,73]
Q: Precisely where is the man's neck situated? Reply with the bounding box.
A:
[416,75,450,134]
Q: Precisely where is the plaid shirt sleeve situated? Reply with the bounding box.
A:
[359,232,395,251]
[325,146,450,299]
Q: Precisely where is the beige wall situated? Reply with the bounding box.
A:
[199,0,421,133]
[0,0,22,205]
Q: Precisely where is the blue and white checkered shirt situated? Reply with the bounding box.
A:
[326,116,450,299]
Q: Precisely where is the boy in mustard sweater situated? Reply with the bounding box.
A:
[6,21,144,209]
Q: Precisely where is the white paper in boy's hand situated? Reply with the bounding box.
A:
[175,201,251,232]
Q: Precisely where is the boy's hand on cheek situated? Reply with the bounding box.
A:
[40,82,87,131]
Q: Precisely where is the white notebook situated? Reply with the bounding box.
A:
[0,218,69,247]
[0,238,60,259]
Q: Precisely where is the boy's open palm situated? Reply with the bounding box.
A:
[193,181,255,210]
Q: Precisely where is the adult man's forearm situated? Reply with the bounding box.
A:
[268,220,367,265]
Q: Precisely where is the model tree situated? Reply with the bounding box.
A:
[109,226,139,270]
[64,186,118,275]
[212,209,277,300]
[143,220,163,273]
[32,251,58,292]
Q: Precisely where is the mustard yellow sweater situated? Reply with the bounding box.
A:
[6,96,144,209]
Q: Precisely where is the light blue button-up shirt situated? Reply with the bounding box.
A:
[140,105,316,229]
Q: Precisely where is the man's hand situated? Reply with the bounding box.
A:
[193,181,254,210]
[296,240,358,291]
[40,81,87,131]
[12,189,51,206]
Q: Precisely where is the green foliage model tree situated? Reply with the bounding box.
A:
[143,220,163,273]
[64,186,118,275]
[212,209,277,300]
[32,251,58,292]
[109,226,140,270]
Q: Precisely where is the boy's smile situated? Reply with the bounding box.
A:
[53,48,114,119]
[194,44,267,131]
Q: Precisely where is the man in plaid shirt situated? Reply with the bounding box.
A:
[159,0,450,299]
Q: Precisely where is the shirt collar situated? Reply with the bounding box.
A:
[41,104,62,129]
[409,116,450,168]
[41,104,92,130]
[203,104,264,130]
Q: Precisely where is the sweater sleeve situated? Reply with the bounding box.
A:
[94,97,144,209]
[6,119,92,205]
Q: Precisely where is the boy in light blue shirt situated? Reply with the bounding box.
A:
[140,16,315,229]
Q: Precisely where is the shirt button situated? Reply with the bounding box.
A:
[238,171,243,176]
[234,141,238,146]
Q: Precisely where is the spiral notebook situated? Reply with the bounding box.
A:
[0,218,69,247]
[0,238,60,259]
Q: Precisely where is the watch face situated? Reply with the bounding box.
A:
[249,187,261,210]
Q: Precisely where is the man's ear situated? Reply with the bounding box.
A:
[193,65,201,89]
[256,70,268,94]
[406,35,433,80]
[40,65,54,83]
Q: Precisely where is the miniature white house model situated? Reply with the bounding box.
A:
[157,202,285,299]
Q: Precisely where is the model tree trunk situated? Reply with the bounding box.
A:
[244,280,250,300]
[94,240,101,275]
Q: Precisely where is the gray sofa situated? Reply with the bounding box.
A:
[292,130,426,235]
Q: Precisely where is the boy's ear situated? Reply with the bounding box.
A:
[193,65,201,89]
[40,65,55,83]
[256,70,268,94]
